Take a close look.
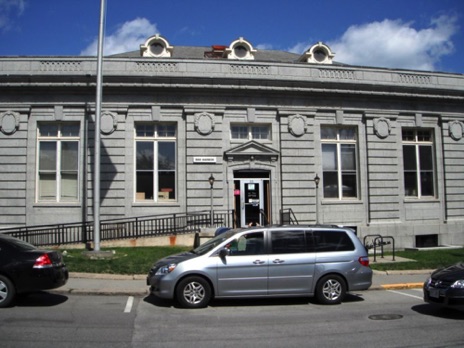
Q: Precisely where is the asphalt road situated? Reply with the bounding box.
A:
[1,290,463,348]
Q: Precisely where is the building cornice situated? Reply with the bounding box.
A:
[0,57,463,101]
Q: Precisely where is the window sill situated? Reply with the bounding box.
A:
[321,199,362,205]
[33,202,81,207]
[403,198,439,203]
[133,201,179,206]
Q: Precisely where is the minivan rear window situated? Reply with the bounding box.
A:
[313,230,355,252]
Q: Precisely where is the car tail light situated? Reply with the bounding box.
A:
[33,254,53,269]
[358,256,370,267]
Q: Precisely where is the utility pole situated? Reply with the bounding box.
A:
[93,0,106,252]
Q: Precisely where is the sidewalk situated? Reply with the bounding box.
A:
[51,269,432,297]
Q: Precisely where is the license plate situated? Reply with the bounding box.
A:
[429,288,440,298]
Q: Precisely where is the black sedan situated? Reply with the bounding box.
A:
[424,262,464,310]
[0,234,68,308]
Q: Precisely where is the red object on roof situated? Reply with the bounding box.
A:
[212,45,227,51]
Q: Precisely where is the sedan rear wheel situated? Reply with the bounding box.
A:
[176,276,212,308]
[316,274,346,305]
[0,275,15,308]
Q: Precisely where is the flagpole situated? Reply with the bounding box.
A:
[93,0,106,252]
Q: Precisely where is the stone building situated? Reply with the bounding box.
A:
[0,35,463,248]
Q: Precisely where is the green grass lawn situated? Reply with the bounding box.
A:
[370,248,464,271]
[62,246,191,275]
[60,246,464,275]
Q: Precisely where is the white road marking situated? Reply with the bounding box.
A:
[388,289,423,300]
[124,296,134,313]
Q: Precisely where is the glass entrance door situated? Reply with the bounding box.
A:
[233,171,271,228]
[241,179,264,227]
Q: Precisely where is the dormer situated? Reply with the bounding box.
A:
[225,37,256,60]
[299,42,335,64]
[140,35,174,58]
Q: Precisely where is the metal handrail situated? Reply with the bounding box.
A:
[0,210,235,247]
[279,208,298,225]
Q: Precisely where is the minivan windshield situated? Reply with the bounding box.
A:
[192,229,240,256]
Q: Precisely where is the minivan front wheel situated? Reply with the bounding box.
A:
[176,276,212,308]
[316,275,346,305]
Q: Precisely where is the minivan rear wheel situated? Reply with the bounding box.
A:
[176,276,212,308]
[316,274,346,305]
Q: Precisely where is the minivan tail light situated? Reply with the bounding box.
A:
[33,254,53,269]
[358,256,370,267]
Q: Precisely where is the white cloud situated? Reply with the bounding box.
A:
[328,15,459,71]
[80,17,158,56]
[288,42,309,55]
[0,0,27,31]
[289,15,459,71]
[256,43,274,50]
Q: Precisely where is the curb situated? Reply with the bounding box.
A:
[372,270,434,276]
[51,288,149,296]
[69,272,146,280]
[369,283,424,291]
[379,282,424,290]
[53,271,429,296]
[54,285,424,296]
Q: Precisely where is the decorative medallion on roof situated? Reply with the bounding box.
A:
[0,111,20,135]
[449,121,463,141]
[299,42,334,64]
[288,114,307,137]
[373,117,391,139]
[194,112,215,135]
[225,37,256,60]
[140,35,173,58]
[100,111,118,135]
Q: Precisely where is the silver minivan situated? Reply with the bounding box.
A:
[147,225,372,308]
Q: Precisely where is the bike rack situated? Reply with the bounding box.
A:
[363,234,396,262]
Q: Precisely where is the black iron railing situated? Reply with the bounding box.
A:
[279,208,298,225]
[0,210,235,247]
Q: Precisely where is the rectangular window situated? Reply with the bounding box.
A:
[270,230,306,254]
[37,123,80,202]
[402,129,435,198]
[313,230,355,252]
[321,126,358,199]
[135,124,176,202]
[231,124,271,140]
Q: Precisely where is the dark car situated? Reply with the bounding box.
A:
[0,234,68,308]
[423,262,464,310]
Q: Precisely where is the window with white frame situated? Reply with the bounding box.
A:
[37,123,80,202]
[321,126,358,199]
[135,123,176,202]
[402,129,435,198]
[231,124,271,140]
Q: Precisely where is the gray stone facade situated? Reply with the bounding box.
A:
[0,38,463,248]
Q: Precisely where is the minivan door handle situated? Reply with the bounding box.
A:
[272,259,285,264]
[253,260,265,265]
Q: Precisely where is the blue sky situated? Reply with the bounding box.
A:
[0,0,463,73]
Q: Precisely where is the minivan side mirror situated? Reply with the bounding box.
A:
[218,248,230,258]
